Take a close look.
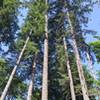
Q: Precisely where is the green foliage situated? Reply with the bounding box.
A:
[0,58,27,98]
[0,58,9,88]
[56,44,66,71]
[15,39,39,59]
[0,0,19,14]
[0,0,98,99]
[96,70,100,86]
[90,40,100,62]
[32,89,41,100]
[0,0,20,47]
[21,0,47,37]
[83,66,94,88]
[0,0,3,8]
[8,77,27,98]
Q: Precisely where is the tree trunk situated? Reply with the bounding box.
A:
[63,37,76,100]
[86,52,96,80]
[27,55,37,100]
[0,30,32,100]
[67,12,90,100]
[41,0,48,100]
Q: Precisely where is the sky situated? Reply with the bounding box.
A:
[85,5,100,43]
[18,7,28,28]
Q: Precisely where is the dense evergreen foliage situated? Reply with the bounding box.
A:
[0,0,20,49]
[0,0,100,100]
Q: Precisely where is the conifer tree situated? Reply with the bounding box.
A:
[63,37,76,100]
[42,0,48,99]
[0,30,32,100]
[66,9,90,100]
[27,54,37,100]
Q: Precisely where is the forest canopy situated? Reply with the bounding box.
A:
[0,0,100,100]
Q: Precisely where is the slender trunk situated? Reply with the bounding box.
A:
[41,0,48,100]
[86,52,96,80]
[27,55,37,100]
[63,37,76,100]
[27,80,33,100]
[67,12,90,100]
[0,30,32,100]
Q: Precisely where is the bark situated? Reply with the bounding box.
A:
[86,52,96,80]
[67,12,90,100]
[41,0,48,100]
[27,55,37,100]
[0,30,32,100]
[63,37,76,100]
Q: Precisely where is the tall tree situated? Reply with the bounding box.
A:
[0,0,99,100]
[64,0,90,97]
[66,10,89,100]
[63,37,76,100]
[42,0,48,99]
[0,30,32,100]
[27,54,37,100]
